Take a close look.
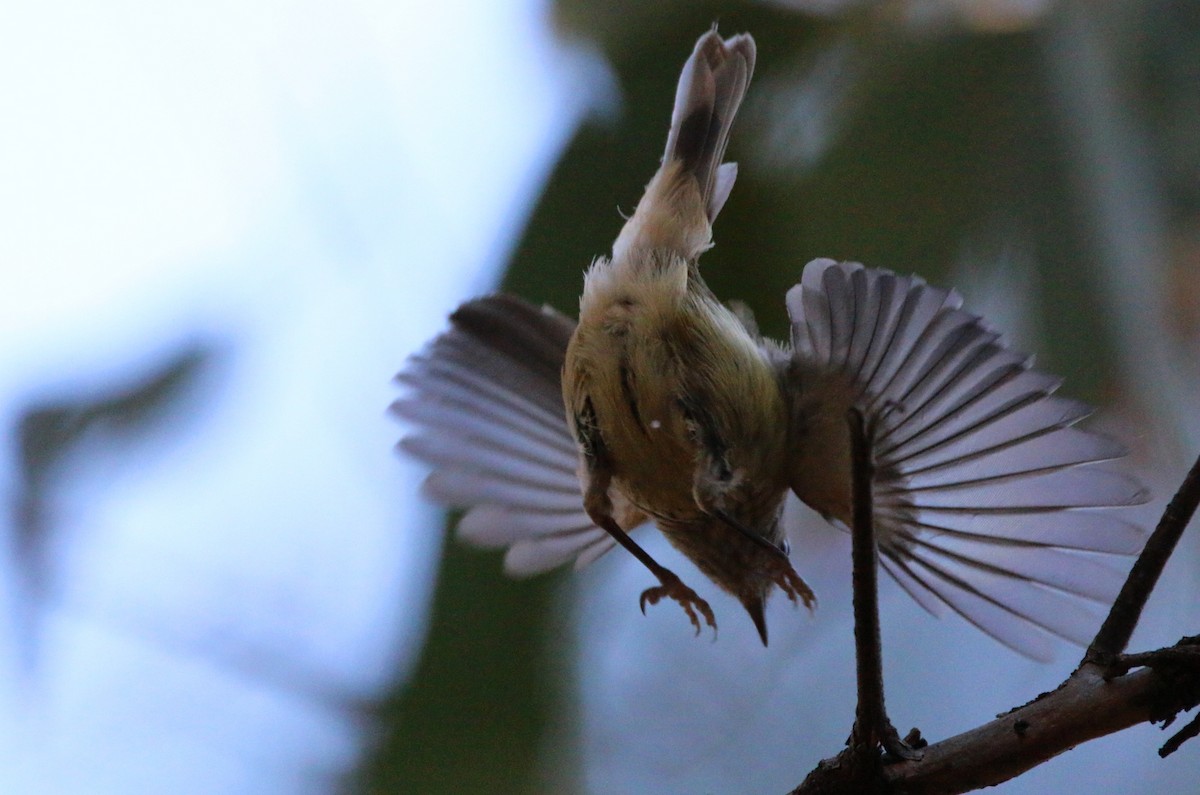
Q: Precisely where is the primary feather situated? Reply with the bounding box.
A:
[784,258,1147,658]
[393,296,625,577]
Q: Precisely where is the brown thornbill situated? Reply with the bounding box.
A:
[394,30,1147,655]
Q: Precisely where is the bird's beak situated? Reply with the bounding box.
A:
[742,595,769,647]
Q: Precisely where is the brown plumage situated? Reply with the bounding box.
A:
[395,30,1147,655]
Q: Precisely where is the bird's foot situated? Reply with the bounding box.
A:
[768,556,816,611]
[640,570,717,637]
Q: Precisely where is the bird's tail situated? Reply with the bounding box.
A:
[663,30,756,224]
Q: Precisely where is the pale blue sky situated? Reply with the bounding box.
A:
[0,1,594,790]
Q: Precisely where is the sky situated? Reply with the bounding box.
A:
[0,1,595,791]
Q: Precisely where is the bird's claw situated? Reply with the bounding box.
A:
[768,556,816,611]
[639,571,717,636]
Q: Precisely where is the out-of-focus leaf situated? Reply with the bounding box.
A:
[8,340,219,671]
[13,342,218,581]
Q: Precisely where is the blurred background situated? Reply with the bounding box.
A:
[1,0,1198,792]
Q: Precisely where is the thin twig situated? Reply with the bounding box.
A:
[847,410,918,762]
[848,409,884,747]
[1108,638,1200,677]
[1087,451,1200,666]
[880,664,1194,793]
[790,448,1200,794]
[788,411,909,795]
[1161,712,1200,758]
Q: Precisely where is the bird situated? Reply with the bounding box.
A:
[393,29,1147,657]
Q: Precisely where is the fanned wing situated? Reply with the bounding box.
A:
[786,258,1148,659]
[393,295,626,576]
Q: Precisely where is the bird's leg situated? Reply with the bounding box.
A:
[582,475,716,636]
[847,409,923,762]
[574,401,716,635]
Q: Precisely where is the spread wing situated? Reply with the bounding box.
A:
[785,258,1148,660]
[393,295,626,576]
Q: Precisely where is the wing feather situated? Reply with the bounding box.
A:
[786,259,1147,656]
[394,295,623,575]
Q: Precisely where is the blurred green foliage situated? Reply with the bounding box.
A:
[363,541,560,794]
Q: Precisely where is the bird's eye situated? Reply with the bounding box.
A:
[779,538,791,556]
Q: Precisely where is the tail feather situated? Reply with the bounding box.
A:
[662,30,756,223]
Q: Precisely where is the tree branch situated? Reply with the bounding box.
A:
[881,651,1200,793]
[790,451,1200,794]
[1087,452,1200,665]
[847,410,919,763]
